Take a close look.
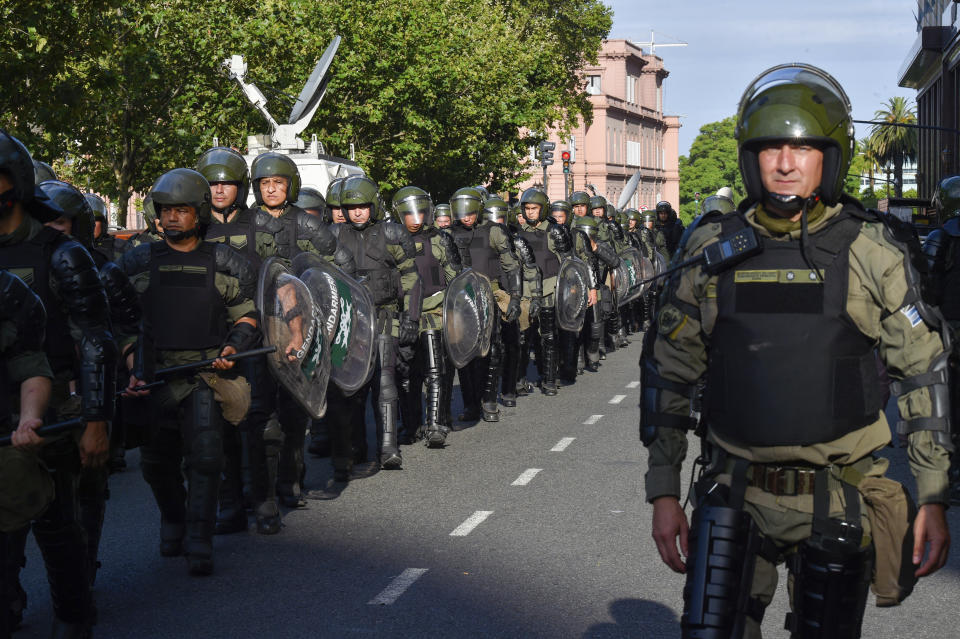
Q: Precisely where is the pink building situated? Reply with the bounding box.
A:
[517,39,680,210]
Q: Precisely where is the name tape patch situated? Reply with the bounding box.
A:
[900,304,922,328]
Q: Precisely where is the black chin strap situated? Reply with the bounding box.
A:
[163,227,200,242]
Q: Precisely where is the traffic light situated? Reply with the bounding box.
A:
[561,150,571,174]
[539,140,555,166]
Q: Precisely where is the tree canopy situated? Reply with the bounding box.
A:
[677,116,744,223]
[1,0,611,225]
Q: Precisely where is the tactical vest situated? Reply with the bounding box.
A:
[519,226,560,279]
[414,229,446,298]
[205,208,262,270]
[704,210,884,447]
[145,242,228,351]
[0,227,75,374]
[465,226,502,281]
[337,223,400,306]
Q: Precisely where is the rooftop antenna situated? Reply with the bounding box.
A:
[224,36,341,151]
[631,30,687,56]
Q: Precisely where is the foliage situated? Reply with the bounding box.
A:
[0,0,611,225]
[677,116,744,224]
[869,97,917,198]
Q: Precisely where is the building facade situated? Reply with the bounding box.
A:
[517,39,680,210]
[898,0,960,198]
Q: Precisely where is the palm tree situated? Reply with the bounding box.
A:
[869,97,918,198]
[859,136,881,192]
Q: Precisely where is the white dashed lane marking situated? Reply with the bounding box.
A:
[511,468,543,486]
[626,381,640,389]
[550,437,575,452]
[609,394,626,404]
[450,511,494,536]
[368,568,429,605]
[583,414,604,425]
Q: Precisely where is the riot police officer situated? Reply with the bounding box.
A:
[434,203,452,229]
[120,168,258,576]
[296,187,328,221]
[654,200,683,258]
[571,215,618,372]
[641,64,950,638]
[88,193,126,261]
[0,132,116,635]
[0,269,55,636]
[448,187,522,422]
[394,186,462,447]
[329,176,420,472]
[921,174,960,503]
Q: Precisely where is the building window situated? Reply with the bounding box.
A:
[626,75,636,104]
[627,140,641,167]
[586,75,602,95]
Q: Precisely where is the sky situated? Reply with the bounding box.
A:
[605,0,922,155]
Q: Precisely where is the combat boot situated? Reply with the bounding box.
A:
[215,429,247,535]
[422,331,450,448]
[379,402,403,469]
[184,470,218,576]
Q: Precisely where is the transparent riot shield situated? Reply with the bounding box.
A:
[292,253,339,343]
[297,258,376,394]
[443,268,494,369]
[554,257,592,332]
[257,257,330,418]
[617,247,652,306]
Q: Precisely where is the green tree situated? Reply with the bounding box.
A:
[870,96,917,198]
[1,0,611,224]
[677,116,744,223]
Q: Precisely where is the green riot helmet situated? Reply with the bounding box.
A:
[570,191,591,207]
[38,180,95,247]
[700,194,736,215]
[393,185,434,228]
[434,203,452,228]
[296,186,328,220]
[483,196,509,225]
[250,152,301,206]
[0,131,37,206]
[196,146,250,209]
[450,187,483,227]
[326,177,346,208]
[550,200,572,227]
[588,195,607,217]
[84,193,108,224]
[622,208,641,229]
[605,203,618,220]
[518,187,549,223]
[735,63,855,208]
[149,168,213,233]
[572,214,599,239]
[140,193,157,233]
[33,160,57,183]
[339,175,382,229]
[933,175,960,223]
[642,210,656,226]
[472,185,490,201]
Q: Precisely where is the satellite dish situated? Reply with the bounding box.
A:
[617,171,642,210]
[288,36,341,129]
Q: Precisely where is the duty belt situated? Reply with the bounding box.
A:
[746,465,818,496]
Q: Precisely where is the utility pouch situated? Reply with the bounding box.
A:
[857,475,918,606]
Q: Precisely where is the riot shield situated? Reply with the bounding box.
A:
[554,257,591,332]
[257,257,330,419]
[615,247,654,305]
[292,253,339,343]
[297,258,377,394]
[443,268,494,369]
[654,250,668,275]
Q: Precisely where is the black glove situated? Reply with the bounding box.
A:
[505,295,521,323]
[399,315,419,345]
[528,296,541,320]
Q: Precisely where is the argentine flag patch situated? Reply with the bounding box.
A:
[900,304,922,328]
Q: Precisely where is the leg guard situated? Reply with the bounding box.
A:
[140,426,187,555]
[558,329,578,383]
[515,323,531,396]
[183,387,223,573]
[308,418,331,457]
[376,334,403,469]
[1,526,29,631]
[585,307,603,371]
[215,425,247,535]
[500,320,520,406]
[681,504,760,639]
[481,321,503,422]
[77,465,108,586]
[457,363,481,421]
[786,538,873,638]
[422,330,449,447]
[539,308,558,395]
[33,461,93,625]
[277,391,308,507]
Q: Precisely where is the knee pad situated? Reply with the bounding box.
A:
[262,417,284,457]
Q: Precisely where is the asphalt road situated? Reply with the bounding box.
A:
[14,337,960,638]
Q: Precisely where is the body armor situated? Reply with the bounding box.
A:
[205,208,274,270]
[705,210,884,446]
[452,224,503,282]
[145,242,228,351]
[335,222,402,306]
[413,227,446,298]
[518,225,560,279]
